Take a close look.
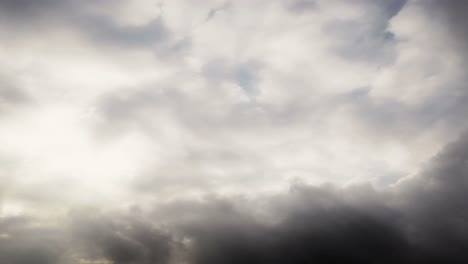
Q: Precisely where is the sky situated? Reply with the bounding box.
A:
[0,0,468,263]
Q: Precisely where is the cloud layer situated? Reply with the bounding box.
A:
[1,131,468,263]
[1,0,468,263]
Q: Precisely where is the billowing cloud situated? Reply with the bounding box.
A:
[1,132,468,263]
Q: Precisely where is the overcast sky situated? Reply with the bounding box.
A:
[1,0,468,263]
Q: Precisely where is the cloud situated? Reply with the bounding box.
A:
[0,0,179,52]
[1,0,440,201]
[0,73,32,115]
[0,216,63,264]
[69,210,173,264]
[429,0,468,46]
[161,132,468,263]
[321,0,406,63]
[201,58,263,98]
[0,132,467,263]
[0,0,467,263]
[75,16,170,50]
[173,191,408,264]
[284,0,317,13]
[393,132,468,262]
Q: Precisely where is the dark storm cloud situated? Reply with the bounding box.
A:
[176,191,411,264]
[1,132,468,263]
[0,211,175,264]
[394,132,468,262]
[69,210,173,264]
[165,132,468,264]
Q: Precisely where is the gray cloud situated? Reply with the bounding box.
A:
[394,132,468,262]
[0,0,179,52]
[0,74,31,114]
[69,210,172,264]
[162,132,468,263]
[375,0,407,18]
[0,0,65,21]
[334,0,468,142]
[336,87,468,141]
[1,0,468,263]
[428,0,468,47]
[323,19,397,63]
[201,59,263,98]
[74,16,170,50]
[0,216,63,264]
[322,0,406,63]
[284,0,317,13]
[1,132,468,263]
